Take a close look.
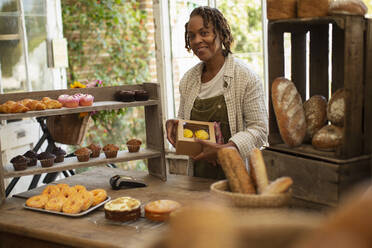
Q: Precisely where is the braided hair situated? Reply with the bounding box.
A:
[185,6,233,57]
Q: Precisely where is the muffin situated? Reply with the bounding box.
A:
[104,196,141,222]
[51,147,66,163]
[145,200,181,222]
[87,143,101,158]
[126,139,142,153]
[10,155,29,171]
[74,148,92,162]
[114,90,135,102]
[103,144,119,158]
[37,152,56,168]
[134,90,149,101]
[23,150,38,167]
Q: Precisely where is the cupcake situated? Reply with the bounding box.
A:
[103,144,119,158]
[51,147,67,163]
[87,143,101,158]
[23,150,38,167]
[126,139,142,153]
[37,152,56,168]
[74,148,92,162]
[114,90,135,102]
[134,90,149,101]
[10,155,29,171]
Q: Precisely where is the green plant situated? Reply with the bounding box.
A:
[62,0,151,171]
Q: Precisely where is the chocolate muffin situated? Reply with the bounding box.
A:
[114,90,135,102]
[10,155,29,171]
[51,147,66,163]
[23,150,38,167]
[37,152,56,168]
[134,90,149,101]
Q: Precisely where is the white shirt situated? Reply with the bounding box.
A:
[198,60,227,99]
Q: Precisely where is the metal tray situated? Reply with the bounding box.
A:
[23,196,111,217]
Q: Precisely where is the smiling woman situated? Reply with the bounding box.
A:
[165,6,268,179]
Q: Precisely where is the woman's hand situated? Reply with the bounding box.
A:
[165,119,179,148]
[192,140,237,166]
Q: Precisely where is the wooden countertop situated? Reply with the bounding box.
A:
[0,167,215,248]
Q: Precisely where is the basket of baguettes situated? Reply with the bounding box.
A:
[210,147,293,208]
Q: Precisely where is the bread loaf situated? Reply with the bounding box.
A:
[263,177,293,195]
[267,0,297,20]
[248,148,269,194]
[327,88,345,127]
[312,124,343,151]
[329,0,368,16]
[298,0,330,18]
[217,147,256,194]
[271,77,306,147]
[304,95,328,138]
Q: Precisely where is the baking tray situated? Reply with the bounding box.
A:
[23,196,111,217]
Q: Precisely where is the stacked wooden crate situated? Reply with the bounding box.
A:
[264,15,372,209]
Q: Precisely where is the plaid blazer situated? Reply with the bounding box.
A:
[178,53,268,159]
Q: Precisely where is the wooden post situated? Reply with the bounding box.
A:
[0,138,5,203]
[364,20,372,157]
[268,22,284,145]
[143,83,167,181]
[332,23,345,93]
[291,31,307,101]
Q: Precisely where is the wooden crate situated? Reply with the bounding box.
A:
[263,148,370,209]
[268,16,372,160]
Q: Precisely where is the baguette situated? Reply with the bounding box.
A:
[248,148,269,194]
[263,177,293,195]
[217,147,256,194]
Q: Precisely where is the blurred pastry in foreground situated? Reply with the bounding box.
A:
[145,199,181,222]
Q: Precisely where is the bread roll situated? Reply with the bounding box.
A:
[329,0,368,16]
[248,148,269,194]
[271,77,306,147]
[267,0,297,20]
[304,95,328,138]
[327,88,345,127]
[263,177,293,195]
[217,147,256,194]
[312,124,343,151]
[298,0,330,18]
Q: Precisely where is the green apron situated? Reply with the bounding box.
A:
[190,95,231,179]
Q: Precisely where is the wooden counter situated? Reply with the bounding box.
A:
[0,167,215,248]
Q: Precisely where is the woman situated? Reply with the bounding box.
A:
[166,6,268,179]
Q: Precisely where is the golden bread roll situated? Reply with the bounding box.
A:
[298,0,329,18]
[267,0,297,20]
[262,177,293,195]
[25,100,47,111]
[329,0,368,16]
[248,148,269,194]
[10,102,29,113]
[44,99,63,109]
[217,147,256,194]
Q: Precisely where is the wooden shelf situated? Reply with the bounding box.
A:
[0,100,159,121]
[4,148,161,178]
[0,34,20,41]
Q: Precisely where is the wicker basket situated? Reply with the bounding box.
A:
[210,180,292,208]
[46,113,90,145]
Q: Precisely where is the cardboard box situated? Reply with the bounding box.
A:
[175,119,216,157]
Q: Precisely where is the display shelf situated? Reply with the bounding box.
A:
[0,100,159,121]
[4,148,161,178]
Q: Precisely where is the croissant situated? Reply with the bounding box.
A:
[26,100,47,111]
[0,101,17,113]
[19,99,33,106]
[41,97,52,103]
[10,103,29,113]
[44,100,62,109]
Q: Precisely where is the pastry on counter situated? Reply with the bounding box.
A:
[145,199,181,222]
[51,147,67,163]
[23,150,38,167]
[42,97,63,109]
[74,148,92,162]
[0,101,29,113]
[37,152,56,168]
[103,144,119,158]
[126,139,141,153]
[114,90,135,102]
[87,143,101,158]
[104,196,141,222]
[10,155,29,171]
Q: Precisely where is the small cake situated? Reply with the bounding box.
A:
[134,90,149,101]
[114,90,135,102]
[51,147,66,163]
[103,144,119,158]
[37,152,56,168]
[144,199,181,222]
[87,143,101,158]
[104,196,141,222]
[10,155,29,171]
[126,139,142,153]
[23,150,38,167]
[74,148,92,162]
[194,130,209,140]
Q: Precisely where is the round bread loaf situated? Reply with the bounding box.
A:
[312,124,343,151]
[267,0,297,20]
[298,0,329,18]
[329,0,368,16]
[304,95,328,138]
[145,199,181,222]
[271,77,306,147]
[327,88,345,127]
